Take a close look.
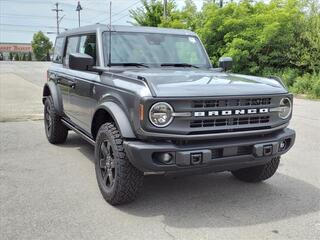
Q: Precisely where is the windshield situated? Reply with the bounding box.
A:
[103,32,210,68]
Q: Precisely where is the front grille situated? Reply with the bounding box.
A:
[190,116,270,128]
[144,94,287,136]
[193,98,271,108]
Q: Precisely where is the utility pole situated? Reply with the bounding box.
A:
[52,3,63,34]
[163,0,167,19]
[76,1,83,27]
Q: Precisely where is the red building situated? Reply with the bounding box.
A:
[0,43,33,60]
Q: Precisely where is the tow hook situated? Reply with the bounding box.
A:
[190,153,202,165]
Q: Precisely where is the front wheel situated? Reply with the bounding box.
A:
[231,157,280,183]
[95,123,144,205]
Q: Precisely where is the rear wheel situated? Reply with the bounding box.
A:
[95,122,144,205]
[231,157,280,182]
[44,96,68,144]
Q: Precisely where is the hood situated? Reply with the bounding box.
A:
[120,68,287,97]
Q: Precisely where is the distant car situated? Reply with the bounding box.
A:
[43,24,295,205]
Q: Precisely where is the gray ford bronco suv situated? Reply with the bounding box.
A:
[43,24,295,205]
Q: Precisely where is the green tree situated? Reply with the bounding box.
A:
[14,53,20,61]
[160,0,199,30]
[22,53,26,61]
[129,0,175,26]
[27,52,32,61]
[9,52,13,61]
[295,0,320,73]
[197,0,306,73]
[31,31,52,61]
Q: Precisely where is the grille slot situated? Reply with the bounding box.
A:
[190,116,270,128]
[237,146,253,155]
[211,146,253,159]
[193,98,271,108]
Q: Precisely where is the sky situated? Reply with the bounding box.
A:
[0,0,204,44]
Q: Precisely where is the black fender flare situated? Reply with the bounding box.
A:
[42,81,63,115]
[93,102,136,139]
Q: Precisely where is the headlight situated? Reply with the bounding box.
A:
[279,97,292,119]
[149,102,174,127]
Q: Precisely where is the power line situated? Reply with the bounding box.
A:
[0,0,108,14]
[94,0,140,24]
[0,0,51,3]
[0,13,89,22]
[111,0,140,18]
[0,23,58,29]
[112,13,130,24]
[1,29,41,33]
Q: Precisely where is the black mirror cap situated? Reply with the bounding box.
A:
[219,57,233,71]
[69,53,94,71]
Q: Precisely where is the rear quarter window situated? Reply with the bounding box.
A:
[52,37,64,63]
[64,36,80,66]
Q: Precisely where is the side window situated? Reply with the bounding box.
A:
[79,34,97,65]
[52,37,64,63]
[64,36,79,66]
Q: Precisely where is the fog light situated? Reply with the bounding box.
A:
[279,141,286,151]
[161,153,172,163]
[153,152,173,164]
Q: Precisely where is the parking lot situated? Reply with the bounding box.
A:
[0,61,319,240]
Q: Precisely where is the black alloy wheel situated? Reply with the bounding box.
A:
[99,140,116,189]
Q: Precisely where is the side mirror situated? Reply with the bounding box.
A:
[219,57,233,71]
[69,53,94,71]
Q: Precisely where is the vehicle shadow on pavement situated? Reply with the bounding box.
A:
[62,134,320,228]
[62,133,95,163]
[119,172,320,228]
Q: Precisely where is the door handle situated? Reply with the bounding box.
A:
[52,76,61,83]
[66,79,76,89]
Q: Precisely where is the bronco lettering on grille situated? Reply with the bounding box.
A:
[194,108,269,117]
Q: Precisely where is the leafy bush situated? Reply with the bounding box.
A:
[262,68,300,87]
[311,79,320,98]
[291,73,320,98]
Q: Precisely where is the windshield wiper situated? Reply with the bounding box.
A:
[110,63,149,68]
[160,63,199,68]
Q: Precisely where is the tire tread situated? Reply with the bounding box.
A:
[95,123,143,205]
[44,96,68,144]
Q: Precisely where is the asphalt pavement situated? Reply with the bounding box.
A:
[0,61,319,240]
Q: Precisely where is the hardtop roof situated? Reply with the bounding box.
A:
[57,24,197,37]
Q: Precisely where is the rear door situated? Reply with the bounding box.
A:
[50,37,69,114]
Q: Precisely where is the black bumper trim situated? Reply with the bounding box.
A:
[124,128,295,173]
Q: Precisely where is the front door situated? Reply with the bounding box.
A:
[61,35,80,119]
[64,34,98,134]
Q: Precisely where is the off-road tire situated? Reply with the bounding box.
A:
[44,96,68,144]
[95,122,144,205]
[231,157,280,182]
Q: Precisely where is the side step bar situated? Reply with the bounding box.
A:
[61,119,95,145]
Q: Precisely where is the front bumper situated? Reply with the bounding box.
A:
[123,128,295,173]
